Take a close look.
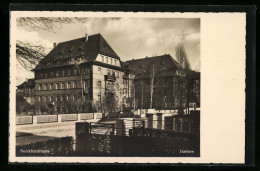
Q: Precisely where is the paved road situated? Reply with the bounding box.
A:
[16,119,117,146]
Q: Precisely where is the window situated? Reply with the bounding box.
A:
[39,84,42,90]
[72,95,77,101]
[98,67,101,74]
[61,83,64,89]
[60,96,63,101]
[66,95,69,101]
[50,83,53,90]
[72,81,76,88]
[45,73,48,78]
[39,73,43,79]
[38,96,41,102]
[62,70,65,76]
[74,69,77,75]
[56,83,59,89]
[123,88,127,95]
[45,84,48,90]
[55,96,58,101]
[98,94,101,102]
[82,68,86,74]
[101,56,104,62]
[110,58,112,64]
[45,96,48,102]
[50,96,54,101]
[107,69,111,75]
[97,81,101,88]
[56,71,59,77]
[123,79,127,85]
[106,57,108,63]
[67,69,71,76]
[84,96,87,101]
[114,59,117,66]
[67,82,71,89]
[50,72,54,77]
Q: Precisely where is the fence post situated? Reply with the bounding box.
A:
[89,122,92,134]
[122,121,125,136]
[111,124,115,135]
[58,114,61,122]
[33,115,37,125]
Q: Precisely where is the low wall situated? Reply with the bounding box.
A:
[60,114,78,122]
[95,113,102,119]
[16,116,33,125]
[37,115,58,123]
[79,113,94,120]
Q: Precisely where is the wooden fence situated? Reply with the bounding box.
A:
[61,114,78,122]
[79,113,94,120]
[37,115,58,123]
[16,116,33,125]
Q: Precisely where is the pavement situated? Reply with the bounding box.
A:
[16,119,111,146]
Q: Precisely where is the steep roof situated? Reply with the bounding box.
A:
[125,54,182,76]
[34,33,120,70]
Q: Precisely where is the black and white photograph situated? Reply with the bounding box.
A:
[9,10,247,164]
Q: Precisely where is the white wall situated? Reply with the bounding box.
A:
[96,54,121,67]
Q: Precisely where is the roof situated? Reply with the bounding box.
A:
[187,69,200,80]
[17,79,35,89]
[34,33,120,70]
[125,54,182,77]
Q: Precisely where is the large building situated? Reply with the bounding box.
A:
[125,54,200,111]
[32,33,200,114]
[33,33,129,114]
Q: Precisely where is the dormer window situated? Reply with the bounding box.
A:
[110,58,112,64]
[101,56,104,62]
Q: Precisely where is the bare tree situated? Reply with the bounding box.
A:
[175,43,191,114]
[16,40,47,70]
[16,17,88,70]
[175,43,190,69]
[17,17,87,33]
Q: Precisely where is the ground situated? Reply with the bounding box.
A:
[16,119,117,146]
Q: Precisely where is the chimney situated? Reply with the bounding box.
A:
[85,33,88,42]
[53,42,56,48]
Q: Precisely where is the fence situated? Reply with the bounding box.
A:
[79,113,94,120]
[61,114,78,122]
[16,113,104,125]
[95,113,102,119]
[16,116,33,125]
[37,115,58,123]
[76,131,200,156]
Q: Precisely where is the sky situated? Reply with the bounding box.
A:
[16,17,200,85]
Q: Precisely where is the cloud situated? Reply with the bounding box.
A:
[15,17,200,84]
[184,32,200,43]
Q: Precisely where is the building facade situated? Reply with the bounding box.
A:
[125,54,200,111]
[33,33,127,114]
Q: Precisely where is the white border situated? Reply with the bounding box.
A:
[10,11,246,163]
